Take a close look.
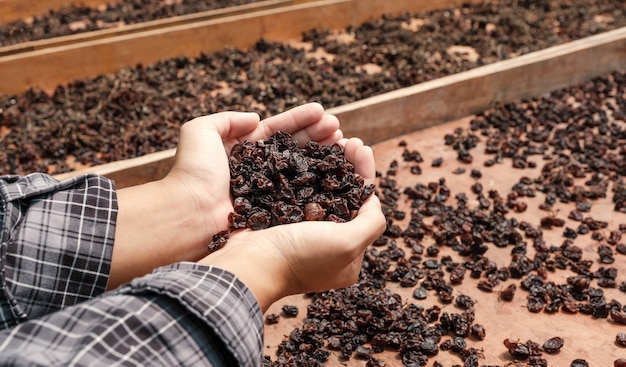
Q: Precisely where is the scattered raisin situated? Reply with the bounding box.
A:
[281,304,299,318]
[265,314,280,325]
[542,336,564,354]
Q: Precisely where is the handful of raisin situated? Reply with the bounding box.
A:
[208,131,375,252]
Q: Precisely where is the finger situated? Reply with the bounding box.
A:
[181,112,260,155]
[342,138,364,163]
[246,103,341,144]
[339,194,385,255]
[197,111,261,139]
[314,129,344,146]
[260,102,324,135]
[353,145,376,184]
[289,113,340,146]
[342,138,376,184]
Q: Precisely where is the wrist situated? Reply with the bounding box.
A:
[108,178,213,289]
[162,168,232,239]
[198,234,290,312]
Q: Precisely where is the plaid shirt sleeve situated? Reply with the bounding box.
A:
[0,174,264,366]
[0,262,264,367]
[0,173,117,329]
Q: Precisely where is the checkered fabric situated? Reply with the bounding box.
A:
[0,263,263,366]
[0,174,264,366]
[0,173,117,329]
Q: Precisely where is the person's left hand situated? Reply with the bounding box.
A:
[165,102,343,237]
[109,103,342,290]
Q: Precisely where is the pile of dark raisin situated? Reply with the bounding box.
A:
[263,70,626,366]
[209,131,375,251]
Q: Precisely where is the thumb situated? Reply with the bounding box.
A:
[180,112,261,152]
[204,111,261,140]
[337,194,386,257]
[176,111,260,165]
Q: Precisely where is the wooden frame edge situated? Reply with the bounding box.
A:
[330,26,626,144]
[51,27,626,187]
[0,0,481,95]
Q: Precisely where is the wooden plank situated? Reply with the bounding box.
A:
[53,26,626,188]
[333,26,626,145]
[0,0,301,57]
[0,0,122,23]
[54,148,176,186]
[0,0,481,95]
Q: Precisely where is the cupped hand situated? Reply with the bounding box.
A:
[109,103,342,290]
[165,102,343,237]
[198,138,386,312]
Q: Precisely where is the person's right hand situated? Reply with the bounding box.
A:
[198,138,386,312]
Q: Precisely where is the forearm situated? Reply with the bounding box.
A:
[0,263,264,367]
[109,176,218,289]
[198,233,290,313]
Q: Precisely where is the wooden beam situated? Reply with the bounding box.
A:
[0,0,300,57]
[330,26,626,145]
[0,0,481,95]
[53,148,176,187]
[53,27,626,188]
[0,0,123,23]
